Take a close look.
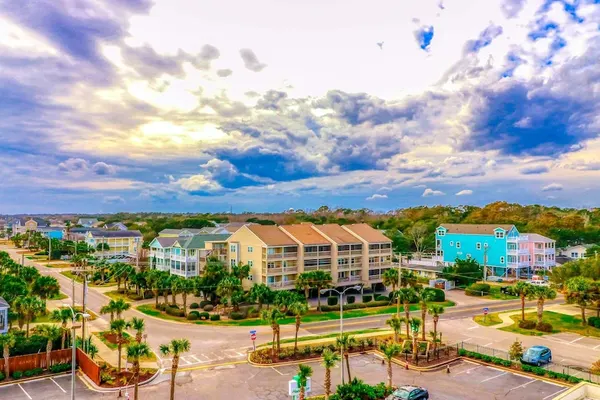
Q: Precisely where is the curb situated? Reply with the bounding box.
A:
[77,368,163,393]
[247,350,369,368]
[255,331,394,351]
[0,371,71,387]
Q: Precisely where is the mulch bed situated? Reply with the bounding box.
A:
[99,369,155,388]
[394,347,459,367]
[101,332,131,345]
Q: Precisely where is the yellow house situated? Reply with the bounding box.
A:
[85,230,142,260]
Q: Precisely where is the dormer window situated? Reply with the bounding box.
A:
[437,229,446,236]
[495,231,505,239]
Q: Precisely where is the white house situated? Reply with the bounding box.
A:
[0,297,9,334]
[559,244,594,260]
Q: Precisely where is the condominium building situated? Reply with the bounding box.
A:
[84,230,142,260]
[311,224,364,285]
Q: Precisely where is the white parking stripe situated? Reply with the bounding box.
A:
[50,378,67,393]
[483,342,493,347]
[454,366,480,376]
[593,344,600,350]
[570,337,585,344]
[481,371,508,382]
[543,388,568,400]
[467,326,479,330]
[271,367,285,376]
[190,355,202,363]
[180,357,192,365]
[18,384,32,400]
[509,379,535,391]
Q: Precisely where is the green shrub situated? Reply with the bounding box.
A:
[423,287,445,302]
[568,376,582,383]
[12,371,23,379]
[199,312,210,320]
[50,363,71,373]
[536,322,553,332]
[166,307,185,317]
[502,360,512,367]
[230,311,245,320]
[519,320,536,329]
[0,372,4,380]
[302,345,313,356]
[199,300,211,308]
[532,367,546,376]
[458,348,467,356]
[521,364,533,372]
[210,314,220,321]
[187,313,199,320]
[590,316,600,329]
[375,295,388,302]
[347,295,355,304]
[362,295,372,303]
[481,355,492,363]
[190,303,200,309]
[465,283,490,296]
[157,303,166,311]
[203,304,214,312]
[343,303,363,310]
[327,296,338,306]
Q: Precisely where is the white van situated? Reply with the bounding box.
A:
[527,280,549,287]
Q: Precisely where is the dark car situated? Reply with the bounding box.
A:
[386,385,429,400]
[500,286,512,295]
[521,345,552,366]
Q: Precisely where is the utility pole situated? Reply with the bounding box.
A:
[48,236,52,262]
[72,277,75,308]
[82,274,88,352]
[396,252,402,318]
[483,246,488,282]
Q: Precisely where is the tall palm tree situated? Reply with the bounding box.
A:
[386,315,403,343]
[145,269,161,308]
[396,288,416,338]
[169,275,182,306]
[532,286,557,325]
[380,342,401,388]
[336,333,356,382]
[110,318,131,373]
[409,318,422,362]
[34,324,62,370]
[260,308,284,360]
[51,308,72,349]
[295,272,313,301]
[416,287,435,340]
[248,283,273,311]
[0,332,16,379]
[127,342,152,400]
[31,276,60,300]
[131,317,145,343]
[289,301,309,354]
[511,281,533,322]
[297,364,313,400]
[566,277,593,326]
[428,304,445,352]
[311,270,332,311]
[382,268,399,293]
[173,278,194,316]
[160,339,191,400]
[216,276,242,313]
[15,295,44,337]
[101,299,131,322]
[321,348,340,400]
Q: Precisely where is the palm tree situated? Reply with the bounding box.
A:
[248,283,273,311]
[289,301,309,354]
[566,277,593,325]
[386,315,403,343]
[169,275,182,306]
[396,287,415,338]
[15,295,45,337]
[382,268,399,293]
[416,287,435,340]
[409,318,422,361]
[146,269,162,308]
[101,299,131,322]
[321,348,340,400]
[427,304,444,352]
[173,278,194,316]
[311,270,332,311]
[51,308,72,349]
[127,342,152,400]
[532,286,557,325]
[216,276,242,313]
[110,318,131,373]
[297,364,313,400]
[31,276,60,300]
[336,333,356,382]
[160,339,191,400]
[260,308,284,360]
[295,272,314,300]
[0,332,16,379]
[131,317,145,343]
[34,324,62,370]
[380,342,401,388]
[511,281,533,322]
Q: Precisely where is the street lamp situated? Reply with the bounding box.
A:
[320,285,361,385]
[63,303,90,400]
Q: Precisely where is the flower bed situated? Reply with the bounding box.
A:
[98,364,155,388]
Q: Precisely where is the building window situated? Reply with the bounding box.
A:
[466,254,471,259]
[456,242,461,249]
[248,260,253,267]
[449,241,454,247]
[476,243,481,250]
[230,259,236,267]
[500,256,505,264]
[230,244,236,252]
[248,246,253,253]
[437,229,445,236]
[248,275,253,281]
[571,252,578,258]
[495,231,505,239]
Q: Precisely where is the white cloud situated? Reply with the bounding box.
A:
[102,196,125,204]
[542,183,564,192]
[366,193,388,200]
[175,174,222,192]
[422,188,445,197]
[456,189,473,196]
[377,186,392,192]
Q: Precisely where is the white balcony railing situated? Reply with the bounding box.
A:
[337,276,350,283]
[350,275,362,282]
[338,250,350,256]
[351,250,363,255]
[267,280,296,289]
[267,252,298,259]
[369,274,381,281]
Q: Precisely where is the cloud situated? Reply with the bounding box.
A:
[239,48,267,72]
[175,174,222,193]
[414,26,434,51]
[422,188,445,197]
[366,193,388,200]
[542,183,563,192]
[520,165,549,175]
[464,24,503,54]
[58,158,88,172]
[217,69,233,77]
[377,186,392,192]
[103,195,125,204]
[456,189,473,196]
[501,0,526,18]
[92,162,116,175]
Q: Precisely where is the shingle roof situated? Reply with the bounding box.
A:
[89,230,142,238]
[344,224,392,243]
[0,297,9,308]
[313,224,361,244]
[159,228,205,235]
[520,233,555,243]
[176,234,231,249]
[281,224,330,245]
[246,225,297,246]
[152,237,178,248]
[439,224,515,235]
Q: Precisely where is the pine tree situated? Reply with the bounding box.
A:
[509,339,524,361]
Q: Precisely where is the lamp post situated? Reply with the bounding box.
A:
[64,304,90,400]
[321,285,362,385]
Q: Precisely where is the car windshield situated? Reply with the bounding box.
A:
[393,389,411,399]
[525,348,543,357]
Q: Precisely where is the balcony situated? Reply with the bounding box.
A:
[368,248,391,255]
[338,276,350,283]
[263,267,283,274]
[304,264,331,272]
[338,264,350,270]
[267,252,298,260]
[507,260,530,268]
[267,280,296,289]
[304,251,331,258]
[350,275,362,282]
[369,274,381,281]
[351,249,363,255]
[507,249,529,256]
[369,261,391,269]
[338,250,350,256]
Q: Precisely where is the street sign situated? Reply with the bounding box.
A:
[250,334,257,341]
[250,330,257,334]
[483,307,489,315]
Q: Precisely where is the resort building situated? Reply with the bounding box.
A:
[84,230,143,260]
[311,224,364,286]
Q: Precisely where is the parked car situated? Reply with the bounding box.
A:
[500,286,512,295]
[521,345,552,366]
[386,386,429,400]
[487,276,503,283]
[527,280,549,287]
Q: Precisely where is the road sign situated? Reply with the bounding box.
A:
[250,330,257,334]
[483,307,489,315]
[250,334,257,341]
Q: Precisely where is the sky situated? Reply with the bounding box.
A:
[1,0,600,214]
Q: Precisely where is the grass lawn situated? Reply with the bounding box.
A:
[484,285,518,301]
[94,331,132,350]
[500,311,600,337]
[104,290,133,302]
[473,312,504,327]
[59,271,116,287]
[50,292,69,301]
[45,262,72,269]
[137,301,455,326]
[264,328,387,346]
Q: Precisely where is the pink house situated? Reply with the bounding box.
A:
[520,233,556,271]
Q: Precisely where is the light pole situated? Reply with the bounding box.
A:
[64,304,90,400]
[321,285,361,385]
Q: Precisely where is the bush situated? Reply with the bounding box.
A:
[166,307,185,317]
[12,371,23,379]
[423,287,445,302]
[347,295,355,304]
[24,368,43,377]
[568,376,582,383]
[362,295,372,303]
[50,363,71,373]
[203,304,214,312]
[521,364,533,372]
[536,322,553,332]
[458,348,467,356]
[366,300,389,308]
[0,372,4,381]
[187,313,199,320]
[465,283,490,296]
[519,320,536,329]
[375,295,388,302]
[199,300,211,308]
[327,296,338,306]
[230,311,245,320]
[210,314,220,321]
[532,367,546,376]
[588,316,600,329]
[190,303,200,309]
[200,312,210,320]
[157,303,166,311]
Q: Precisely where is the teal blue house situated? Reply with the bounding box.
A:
[435,224,529,277]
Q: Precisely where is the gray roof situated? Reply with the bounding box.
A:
[151,237,178,248]
[439,224,515,235]
[159,228,206,235]
[175,234,231,249]
[405,264,444,272]
[69,227,102,233]
[0,297,9,308]
[89,230,142,238]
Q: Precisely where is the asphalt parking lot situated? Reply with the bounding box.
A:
[0,374,109,400]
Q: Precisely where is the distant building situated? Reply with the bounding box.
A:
[158,223,253,237]
[559,244,594,260]
[85,230,143,260]
[0,297,9,334]
[103,222,128,231]
[78,218,99,228]
[38,227,64,240]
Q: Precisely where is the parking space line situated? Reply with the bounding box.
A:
[593,344,600,350]
[271,367,285,376]
[454,366,480,376]
[543,388,568,399]
[509,379,535,391]
[462,338,472,342]
[483,342,493,347]
[190,355,202,363]
[180,357,192,365]
[50,378,67,393]
[235,351,245,357]
[570,337,585,344]
[467,326,479,330]
[18,384,32,400]
[481,371,507,382]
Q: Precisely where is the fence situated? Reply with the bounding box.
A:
[460,341,600,384]
[76,348,101,385]
[0,349,71,373]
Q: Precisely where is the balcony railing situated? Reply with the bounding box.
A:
[267,280,296,289]
[507,249,529,256]
[263,267,283,274]
[267,252,298,259]
[369,249,392,255]
[351,249,363,255]
[369,262,391,269]
[350,275,362,282]
[369,274,381,281]
[337,276,350,283]
[338,264,350,270]
[338,250,350,256]
[304,264,331,271]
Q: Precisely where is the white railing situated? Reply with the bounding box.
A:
[351,250,363,255]
[338,264,350,270]
[338,276,350,283]
[267,280,296,288]
[338,250,350,256]
[369,274,381,281]
[350,276,362,282]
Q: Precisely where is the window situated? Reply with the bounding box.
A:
[248,246,253,253]
[484,242,489,248]
[449,241,454,247]
[456,242,461,249]
[476,242,482,250]
[437,229,446,236]
[248,260,253,267]
[230,244,237,252]
[466,254,471,259]
[230,259,236,267]
[500,256,505,264]
[571,252,578,258]
[248,275,253,281]
[495,231,505,239]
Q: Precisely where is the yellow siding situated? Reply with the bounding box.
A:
[227,226,266,289]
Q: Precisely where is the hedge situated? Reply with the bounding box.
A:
[200,312,210,320]
[50,363,71,373]
[589,316,600,329]
[362,295,372,303]
[199,300,211,308]
[465,283,490,296]
[24,368,43,378]
[187,313,199,321]
[230,312,245,320]
[375,295,389,302]
[347,295,355,304]
[0,372,4,381]
[166,307,185,317]
[327,296,338,306]
[210,314,220,321]
[12,371,23,379]
[536,322,553,332]
[519,320,536,329]
[203,304,214,312]
[319,299,390,312]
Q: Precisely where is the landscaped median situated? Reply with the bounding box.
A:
[500,311,600,337]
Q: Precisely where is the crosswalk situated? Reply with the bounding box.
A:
[160,347,249,368]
